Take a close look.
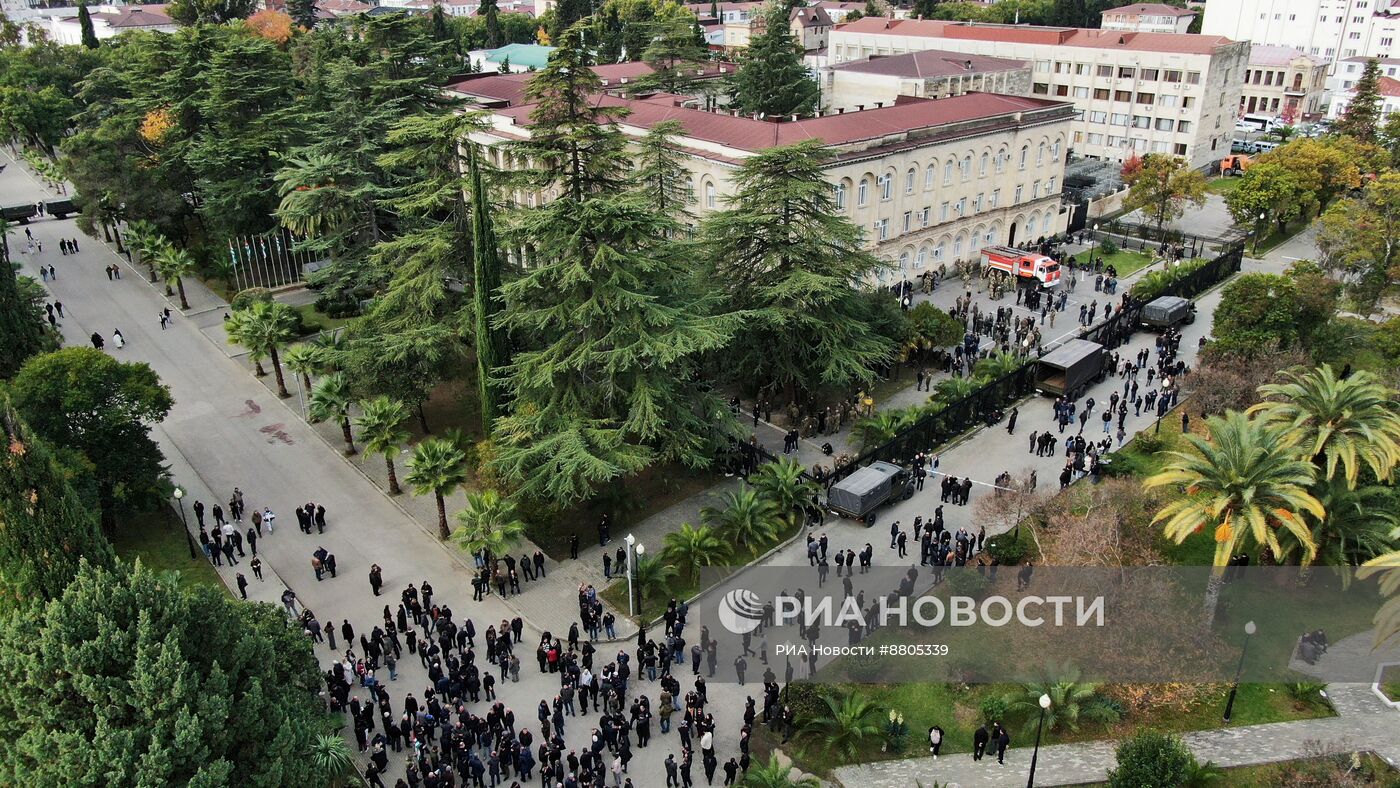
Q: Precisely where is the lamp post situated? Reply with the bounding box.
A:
[1089,222,1100,267]
[625,534,637,616]
[1253,211,1266,256]
[1027,693,1052,787]
[634,543,647,646]
[172,486,196,560]
[1223,620,1257,722]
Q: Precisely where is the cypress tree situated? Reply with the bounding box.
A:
[468,143,509,431]
[78,2,99,48]
[701,140,895,403]
[0,223,50,379]
[1337,58,1384,143]
[729,1,819,117]
[286,0,317,29]
[481,0,502,49]
[0,398,114,604]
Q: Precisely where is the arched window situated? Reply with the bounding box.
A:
[905,168,916,194]
[878,172,893,200]
[1019,145,1029,170]
[835,181,847,211]
[934,240,946,261]
[980,152,989,177]
[916,247,927,268]
[899,251,910,269]
[984,226,996,243]
[1043,213,1054,233]
[1051,138,1062,159]
[943,160,954,185]
[858,178,869,206]
[960,155,972,180]
[954,234,965,256]
[996,148,1007,173]
[705,181,717,209]
[925,164,936,190]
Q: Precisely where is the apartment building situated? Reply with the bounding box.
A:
[1240,45,1329,120]
[1336,54,1400,87]
[822,50,1031,111]
[1328,72,1400,118]
[1100,3,1197,34]
[725,4,834,51]
[1202,0,1400,75]
[447,71,1076,279]
[829,18,1248,171]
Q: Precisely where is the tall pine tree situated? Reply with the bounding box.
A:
[481,0,503,48]
[636,12,709,95]
[729,1,818,117]
[702,140,894,403]
[77,2,99,48]
[632,119,696,224]
[0,397,114,604]
[286,0,317,29]
[1337,58,1384,144]
[469,143,509,431]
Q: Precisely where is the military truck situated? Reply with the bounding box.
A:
[44,198,77,219]
[1139,295,1195,330]
[1035,339,1106,399]
[827,461,915,521]
[2,204,37,224]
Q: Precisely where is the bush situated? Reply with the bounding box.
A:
[1108,731,1194,788]
[1098,236,1119,256]
[985,530,1031,565]
[314,292,362,319]
[944,567,990,598]
[782,682,828,721]
[230,287,273,311]
[978,695,1009,726]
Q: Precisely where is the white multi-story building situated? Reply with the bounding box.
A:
[448,70,1076,275]
[1202,0,1400,76]
[1101,3,1198,34]
[1328,70,1400,118]
[822,50,1031,112]
[829,18,1248,171]
[36,4,175,44]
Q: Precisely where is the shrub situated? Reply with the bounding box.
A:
[978,695,1008,725]
[985,531,1030,565]
[314,292,362,319]
[230,287,273,311]
[782,682,828,721]
[1108,731,1195,788]
[1098,236,1119,256]
[944,567,990,598]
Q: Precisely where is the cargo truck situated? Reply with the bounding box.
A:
[1034,339,1105,399]
[826,461,915,521]
[2,204,37,224]
[1139,296,1195,330]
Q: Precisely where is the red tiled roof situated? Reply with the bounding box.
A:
[834,17,1234,55]
[492,91,1071,152]
[591,60,738,84]
[90,6,173,27]
[792,5,832,28]
[829,49,1026,78]
[446,72,533,104]
[1376,76,1400,97]
[1103,3,1196,17]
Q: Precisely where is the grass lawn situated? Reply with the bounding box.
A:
[112,512,225,594]
[1207,176,1243,195]
[1382,665,1400,703]
[761,680,1334,777]
[291,302,354,336]
[1082,752,1398,787]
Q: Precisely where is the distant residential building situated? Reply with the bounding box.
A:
[470,43,556,73]
[1239,45,1328,120]
[1203,0,1400,83]
[1100,3,1197,35]
[822,49,1030,111]
[829,18,1248,171]
[684,1,763,24]
[38,4,174,44]
[725,4,833,51]
[450,71,1075,276]
[1327,72,1400,119]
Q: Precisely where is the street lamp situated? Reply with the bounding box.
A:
[634,543,647,646]
[1223,620,1257,723]
[1089,223,1100,268]
[1027,693,1052,787]
[625,534,637,617]
[1253,211,1266,256]
[172,486,196,560]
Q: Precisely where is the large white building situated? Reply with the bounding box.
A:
[1100,3,1197,34]
[1202,0,1400,76]
[448,70,1076,277]
[829,18,1248,171]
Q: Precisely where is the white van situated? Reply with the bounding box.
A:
[1238,113,1285,132]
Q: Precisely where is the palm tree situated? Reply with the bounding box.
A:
[312,330,348,372]
[974,349,1024,382]
[701,486,782,550]
[275,153,360,239]
[307,733,354,781]
[282,343,324,393]
[1003,671,1118,735]
[451,489,527,564]
[153,244,195,310]
[930,376,980,408]
[751,455,817,528]
[1250,365,1400,489]
[1282,481,1398,568]
[308,372,357,454]
[1146,411,1324,624]
[1358,549,1400,647]
[122,219,162,281]
[225,300,298,398]
[633,555,678,601]
[406,438,469,540]
[851,410,913,452]
[737,755,820,788]
[355,396,411,494]
[662,523,732,579]
[799,691,885,760]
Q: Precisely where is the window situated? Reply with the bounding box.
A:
[973,193,983,212]
[875,218,888,241]
[905,168,916,194]
[1182,96,1195,109]
[995,149,1007,173]
[857,178,868,206]
[878,173,892,200]
[1107,134,1122,147]
[1186,71,1201,84]
[1037,142,1045,165]
[920,207,929,226]
[1018,145,1028,170]
[1087,132,1104,144]
[1089,110,1108,123]
[1014,185,1023,203]
[954,235,964,256]
[960,155,972,180]
[834,182,847,211]
[1046,177,1056,193]
[980,153,988,176]
[705,182,716,209]
[1140,68,1159,81]
[1384,37,1395,46]
[1155,118,1174,131]
[1158,94,1179,108]
[1033,83,1050,95]
[934,241,945,261]
[956,197,966,215]
[1115,90,1132,102]
[1051,140,1061,158]
[925,165,935,190]
[944,160,954,185]
[1118,66,1136,78]
[1043,213,1053,233]
[990,189,999,207]
[1137,92,1154,105]
[1073,87,1090,98]
[1093,88,1110,100]
[1097,65,1113,77]
[1032,180,1041,199]
[1163,69,1182,82]
[940,202,949,220]
[1111,112,1129,125]
[1035,60,1051,72]
[1152,141,1171,152]
[1174,142,1188,156]
[1349,31,1362,40]
[1054,84,1069,97]
[903,211,912,233]
[916,247,927,268]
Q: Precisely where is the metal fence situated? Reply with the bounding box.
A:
[823,237,1244,488]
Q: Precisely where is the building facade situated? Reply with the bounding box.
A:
[1327,73,1400,118]
[1100,3,1197,34]
[822,50,1031,111]
[1202,0,1400,77]
[448,72,1076,278]
[1239,45,1329,120]
[724,4,834,51]
[33,4,174,44]
[828,18,1248,171]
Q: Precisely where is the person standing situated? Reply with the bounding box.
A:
[973,723,989,761]
[1006,407,1018,435]
[250,556,263,581]
[236,573,248,600]
[996,725,1011,764]
[369,564,383,595]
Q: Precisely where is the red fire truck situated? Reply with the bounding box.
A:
[979,245,1062,287]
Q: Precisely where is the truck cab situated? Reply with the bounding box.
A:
[981,245,1062,287]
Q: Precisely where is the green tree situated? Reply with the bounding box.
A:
[1359,550,1400,647]
[750,455,818,528]
[307,734,354,782]
[661,522,733,579]
[0,398,114,604]
[10,348,172,535]
[0,223,52,378]
[0,560,323,786]
[1315,172,1400,314]
[481,0,503,48]
[737,756,820,788]
[451,489,527,563]
[798,691,885,760]
[225,300,297,398]
[77,3,99,49]
[851,410,915,451]
[702,486,782,548]
[702,141,894,403]
[1146,411,1324,624]
[729,1,819,117]
[1336,58,1383,143]
[632,119,696,223]
[405,438,469,539]
[636,11,709,95]
[1250,365,1400,488]
[1003,671,1117,735]
[1107,731,1195,788]
[633,554,678,599]
[286,0,317,29]
[468,143,509,431]
[282,342,324,393]
[153,244,195,311]
[355,396,411,495]
[1121,153,1207,242]
[1379,110,1400,166]
[1209,273,1303,356]
[1223,162,1310,236]
[307,372,356,455]
[166,0,257,24]
[1284,481,1399,568]
[973,349,1024,381]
